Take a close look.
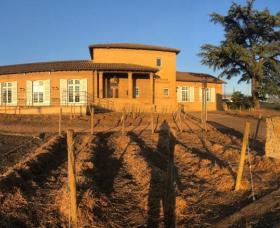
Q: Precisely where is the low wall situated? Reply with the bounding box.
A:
[0,105,88,115]
[265,117,280,159]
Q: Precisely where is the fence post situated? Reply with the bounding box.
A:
[121,108,125,136]
[132,105,135,119]
[91,106,94,135]
[67,129,77,227]
[58,107,62,135]
[178,106,182,132]
[151,105,154,134]
[254,114,262,141]
[235,121,251,191]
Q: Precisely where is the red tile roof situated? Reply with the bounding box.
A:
[176,71,224,84]
[0,60,158,75]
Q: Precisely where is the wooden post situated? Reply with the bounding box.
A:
[121,109,125,136]
[235,121,251,191]
[67,130,77,227]
[164,131,176,227]
[151,105,154,134]
[201,88,207,131]
[201,88,204,124]
[254,114,262,141]
[70,105,73,120]
[90,106,94,135]
[132,105,135,119]
[58,107,62,135]
[178,106,182,132]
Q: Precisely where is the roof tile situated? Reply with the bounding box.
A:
[0,60,158,75]
[176,71,224,83]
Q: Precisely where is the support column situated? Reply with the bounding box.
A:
[112,88,116,98]
[99,71,104,99]
[104,77,108,98]
[150,73,154,104]
[128,72,133,99]
[93,71,98,101]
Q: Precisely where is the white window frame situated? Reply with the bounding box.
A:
[32,80,45,105]
[135,87,140,98]
[163,88,169,97]
[181,86,189,102]
[67,79,81,104]
[2,82,13,105]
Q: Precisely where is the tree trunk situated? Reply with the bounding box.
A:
[252,77,260,109]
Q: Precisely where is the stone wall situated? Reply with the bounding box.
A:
[265,117,280,158]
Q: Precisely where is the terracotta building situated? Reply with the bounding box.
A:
[0,43,223,114]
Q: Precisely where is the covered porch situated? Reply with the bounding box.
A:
[93,70,156,110]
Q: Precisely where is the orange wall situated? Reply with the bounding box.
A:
[0,71,94,106]
[92,48,177,103]
[176,81,223,111]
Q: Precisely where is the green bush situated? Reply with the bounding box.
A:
[229,91,253,110]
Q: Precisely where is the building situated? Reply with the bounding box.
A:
[0,43,223,114]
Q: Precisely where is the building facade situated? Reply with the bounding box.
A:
[0,43,223,114]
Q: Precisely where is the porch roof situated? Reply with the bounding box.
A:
[0,60,158,75]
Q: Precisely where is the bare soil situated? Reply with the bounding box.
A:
[0,111,279,227]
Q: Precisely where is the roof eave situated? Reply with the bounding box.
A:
[88,44,181,55]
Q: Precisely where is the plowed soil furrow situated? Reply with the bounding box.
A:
[91,132,147,227]
[0,136,67,227]
[0,134,48,174]
[0,112,280,227]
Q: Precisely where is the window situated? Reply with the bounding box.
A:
[33,80,44,104]
[60,78,87,105]
[68,80,80,103]
[135,87,140,98]
[177,86,194,102]
[156,58,162,67]
[200,88,214,102]
[163,88,169,97]
[2,82,12,104]
[206,88,211,102]
[181,87,189,102]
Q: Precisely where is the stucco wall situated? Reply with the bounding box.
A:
[176,81,223,111]
[0,71,94,110]
[92,48,177,103]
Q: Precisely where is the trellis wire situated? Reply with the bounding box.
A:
[247,143,256,201]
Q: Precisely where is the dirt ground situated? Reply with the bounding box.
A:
[0,111,279,227]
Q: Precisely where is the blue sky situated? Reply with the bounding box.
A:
[0,0,279,95]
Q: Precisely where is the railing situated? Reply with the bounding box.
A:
[0,91,91,107]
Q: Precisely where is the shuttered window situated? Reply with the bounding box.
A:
[199,87,216,102]
[182,87,189,101]
[2,82,12,104]
[68,80,80,103]
[26,80,50,106]
[33,81,44,104]
[178,86,195,102]
[60,79,87,105]
[1,82,17,106]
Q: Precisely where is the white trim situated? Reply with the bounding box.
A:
[43,79,51,106]
[26,80,33,106]
[60,79,68,105]
[210,87,216,102]
[190,86,195,102]
[11,81,17,106]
